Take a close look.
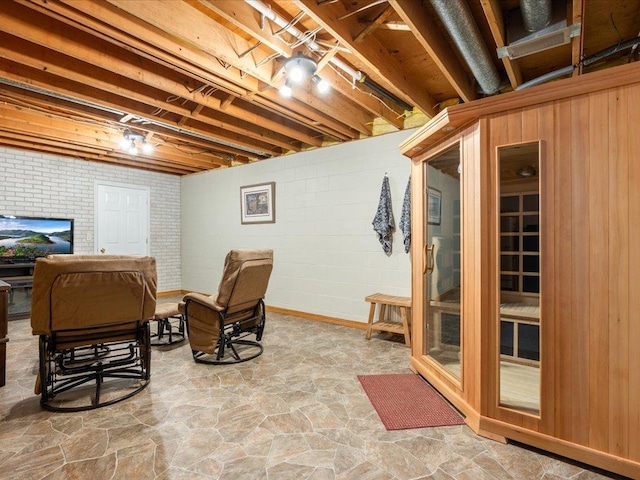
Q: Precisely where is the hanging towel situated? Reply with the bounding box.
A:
[372,175,395,255]
[400,176,411,253]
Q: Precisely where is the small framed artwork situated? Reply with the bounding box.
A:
[427,187,441,225]
[240,182,276,224]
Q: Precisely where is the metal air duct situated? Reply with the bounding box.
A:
[429,0,501,94]
[520,0,553,32]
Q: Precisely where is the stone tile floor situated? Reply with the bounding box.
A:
[0,304,627,479]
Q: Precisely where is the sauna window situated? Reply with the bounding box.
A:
[498,142,541,415]
[499,193,539,295]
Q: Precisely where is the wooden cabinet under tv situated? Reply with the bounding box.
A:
[400,61,640,479]
[0,261,35,320]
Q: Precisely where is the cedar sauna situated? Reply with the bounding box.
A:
[400,60,640,478]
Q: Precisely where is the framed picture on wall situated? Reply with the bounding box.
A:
[240,182,276,224]
[427,187,441,225]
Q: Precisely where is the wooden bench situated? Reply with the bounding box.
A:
[364,293,412,347]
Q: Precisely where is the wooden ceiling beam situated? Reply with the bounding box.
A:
[24,0,355,143]
[0,103,227,170]
[478,0,523,89]
[204,0,404,128]
[571,0,585,76]
[296,0,437,117]
[195,0,294,58]
[0,133,198,175]
[105,0,372,135]
[0,5,303,153]
[389,0,479,102]
[0,84,236,167]
[354,7,394,44]
[0,53,275,159]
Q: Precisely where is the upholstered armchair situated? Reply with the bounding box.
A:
[30,255,156,411]
[182,249,273,364]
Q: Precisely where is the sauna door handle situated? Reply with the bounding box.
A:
[423,244,435,274]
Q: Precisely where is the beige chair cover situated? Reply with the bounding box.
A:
[31,255,157,347]
[183,249,272,356]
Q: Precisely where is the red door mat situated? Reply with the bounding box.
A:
[358,373,465,430]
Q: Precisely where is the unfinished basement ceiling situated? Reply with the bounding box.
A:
[0,0,638,175]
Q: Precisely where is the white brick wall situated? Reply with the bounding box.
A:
[181,129,416,323]
[0,147,181,292]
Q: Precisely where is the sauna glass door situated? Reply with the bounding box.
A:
[498,142,541,415]
[424,144,462,381]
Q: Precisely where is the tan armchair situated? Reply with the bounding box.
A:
[182,249,273,364]
[31,255,156,411]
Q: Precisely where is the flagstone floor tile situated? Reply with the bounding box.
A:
[0,297,626,480]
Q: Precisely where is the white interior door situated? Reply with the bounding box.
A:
[95,182,150,256]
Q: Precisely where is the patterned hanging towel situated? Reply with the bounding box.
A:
[372,175,395,255]
[400,176,411,253]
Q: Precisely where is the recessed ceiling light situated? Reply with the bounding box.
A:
[517,165,536,177]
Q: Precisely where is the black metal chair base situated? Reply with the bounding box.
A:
[150,314,186,346]
[37,323,151,412]
[192,339,263,365]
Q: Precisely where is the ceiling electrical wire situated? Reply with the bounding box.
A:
[272,11,305,38]
[610,13,622,49]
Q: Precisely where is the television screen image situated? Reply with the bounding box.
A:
[0,215,74,259]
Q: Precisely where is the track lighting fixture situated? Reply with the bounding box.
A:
[280,53,331,97]
[120,131,154,156]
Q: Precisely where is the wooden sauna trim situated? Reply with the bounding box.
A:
[479,417,640,479]
[400,61,640,156]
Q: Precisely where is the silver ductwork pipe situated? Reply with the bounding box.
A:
[520,0,553,32]
[429,0,501,94]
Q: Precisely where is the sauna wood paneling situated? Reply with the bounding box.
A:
[537,104,555,437]
[607,86,629,458]
[463,122,483,413]
[486,83,640,466]
[569,94,591,447]
[628,83,640,463]
[587,90,610,451]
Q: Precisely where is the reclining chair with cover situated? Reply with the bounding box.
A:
[30,255,157,411]
[182,249,273,364]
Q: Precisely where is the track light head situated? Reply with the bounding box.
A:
[279,79,292,97]
[312,75,331,94]
[284,53,317,83]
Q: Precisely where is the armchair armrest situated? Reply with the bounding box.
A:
[183,292,224,312]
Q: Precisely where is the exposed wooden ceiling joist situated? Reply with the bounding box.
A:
[0,0,635,175]
[204,0,404,128]
[296,0,437,117]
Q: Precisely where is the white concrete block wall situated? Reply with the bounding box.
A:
[181,129,416,323]
[0,147,181,292]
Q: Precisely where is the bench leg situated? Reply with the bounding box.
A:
[365,302,376,340]
[379,304,386,324]
[400,306,411,347]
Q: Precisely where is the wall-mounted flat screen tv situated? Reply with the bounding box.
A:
[0,215,74,260]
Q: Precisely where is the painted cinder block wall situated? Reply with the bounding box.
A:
[0,147,181,292]
[181,129,415,323]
